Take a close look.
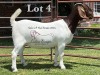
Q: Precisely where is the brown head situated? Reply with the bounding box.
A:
[68,3,93,34]
[75,3,93,19]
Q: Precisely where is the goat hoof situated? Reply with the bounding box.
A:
[60,65,66,70]
[13,69,18,72]
[12,68,18,72]
[54,63,59,67]
[11,66,18,72]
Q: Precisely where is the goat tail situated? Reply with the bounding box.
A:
[10,8,22,26]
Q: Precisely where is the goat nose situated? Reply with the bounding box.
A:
[89,16,93,19]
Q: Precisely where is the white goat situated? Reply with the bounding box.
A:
[10,3,93,72]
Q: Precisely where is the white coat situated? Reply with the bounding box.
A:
[11,8,73,72]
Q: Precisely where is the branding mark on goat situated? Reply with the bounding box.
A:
[30,30,53,45]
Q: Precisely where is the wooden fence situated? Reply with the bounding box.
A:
[0,0,100,61]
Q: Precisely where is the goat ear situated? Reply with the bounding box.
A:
[78,6,88,18]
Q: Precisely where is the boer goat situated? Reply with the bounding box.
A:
[10,3,93,72]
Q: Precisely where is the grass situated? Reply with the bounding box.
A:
[0,48,100,75]
[91,24,100,27]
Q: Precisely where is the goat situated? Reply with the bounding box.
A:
[10,3,93,72]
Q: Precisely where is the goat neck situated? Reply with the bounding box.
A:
[66,6,82,34]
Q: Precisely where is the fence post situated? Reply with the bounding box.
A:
[50,48,53,62]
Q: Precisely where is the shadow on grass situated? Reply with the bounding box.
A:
[0,58,73,72]
[1,62,73,72]
[2,61,100,72]
[70,39,100,47]
[66,61,100,67]
[1,58,100,72]
[64,38,100,51]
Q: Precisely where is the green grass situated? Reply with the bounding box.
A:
[91,24,100,27]
[0,47,100,75]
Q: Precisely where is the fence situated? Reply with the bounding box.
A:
[0,0,100,61]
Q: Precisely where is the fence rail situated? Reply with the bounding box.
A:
[0,36,100,40]
[0,17,52,19]
[0,1,51,4]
